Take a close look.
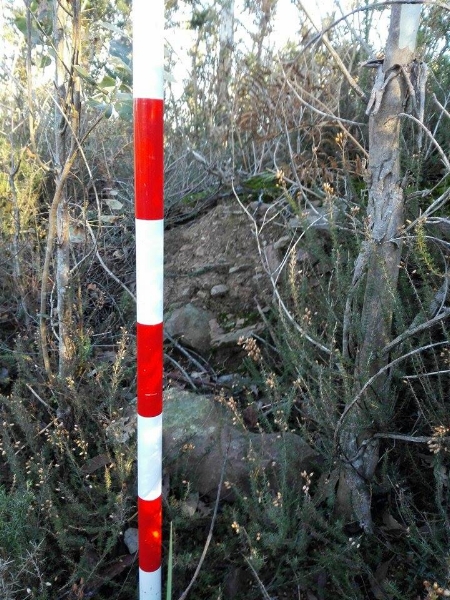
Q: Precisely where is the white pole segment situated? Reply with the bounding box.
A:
[137,414,163,501]
[135,219,164,325]
[133,1,164,99]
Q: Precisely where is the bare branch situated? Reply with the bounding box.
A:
[382,308,450,355]
[282,73,366,127]
[231,182,333,356]
[178,445,229,600]
[304,1,450,54]
[335,341,449,440]
[399,112,450,173]
[433,92,450,120]
[297,0,367,101]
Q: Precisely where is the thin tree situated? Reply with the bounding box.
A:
[338,1,423,532]
[39,0,82,382]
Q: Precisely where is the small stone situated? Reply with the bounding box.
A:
[274,236,290,250]
[210,284,229,297]
[229,264,251,274]
[124,528,138,554]
[165,303,213,353]
[248,201,272,215]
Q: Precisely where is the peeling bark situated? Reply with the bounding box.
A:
[40,0,81,380]
[338,4,422,532]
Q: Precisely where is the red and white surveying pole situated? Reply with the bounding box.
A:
[133,0,164,597]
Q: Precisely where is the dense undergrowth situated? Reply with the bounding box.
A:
[1,1,450,598]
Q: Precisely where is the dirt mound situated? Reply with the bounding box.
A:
[164,200,285,359]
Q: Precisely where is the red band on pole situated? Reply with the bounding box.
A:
[134,99,164,221]
[138,496,163,573]
[137,322,163,418]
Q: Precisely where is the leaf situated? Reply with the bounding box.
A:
[381,510,406,532]
[74,65,96,85]
[117,101,133,121]
[371,558,395,600]
[98,75,117,91]
[39,54,52,68]
[69,224,85,243]
[116,92,132,102]
[13,15,27,35]
[104,198,123,211]
[96,350,117,363]
[110,39,132,65]
[97,20,131,40]
[196,499,212,517]
[87,98,110,114]
[83,554,135,596]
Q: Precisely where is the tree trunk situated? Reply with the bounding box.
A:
[54,0,71,380]
[215,0,235,129]
[338,3,422,532]
[39,0,81,381]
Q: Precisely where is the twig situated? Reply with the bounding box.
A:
[231,182,333,357]
[297,0,367,101]
[164,354,198,391]
[280,75,369,158]
[404,186,450,235]
[166,332,217,378]
[178,444,229,600]
[402,369,450,379]
[433,93,450,121]
[335,341,449,440]
[373,432,432,443]
[244,556,272,600]
[84,219,136,301]
[382,308,450,355]
[303,1,449,55]
[282,75,366,127]
[399,113,450,173]
[25,383,55,413]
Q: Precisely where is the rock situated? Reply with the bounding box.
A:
[165,303,213,353]
[210,323,264,348]
[209,318,225,339]
[211,284,229,297]
[163,389,321,500]
[274,235,291,250]
[229,264,251,274]
[123,528,138,554]
[248,201,272,215]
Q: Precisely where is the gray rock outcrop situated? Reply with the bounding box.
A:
[163,388,321,500]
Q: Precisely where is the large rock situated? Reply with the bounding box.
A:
[165,303,213,353]
[163,389,321,499]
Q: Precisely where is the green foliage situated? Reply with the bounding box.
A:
[0,485,40,561]
[1,0,450,597]
[0,331,138,598]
